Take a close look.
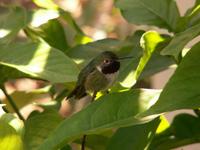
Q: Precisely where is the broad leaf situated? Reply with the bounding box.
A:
[0,42,79,83]
[29,9,59,28]
[32,0,58,9]
[0,65,30,83]
[0,113,24,136]
[184,0,200,26]
[115,0,180,32]
[140,42,200,117]
[38,89,160,149]
[121,31,164,87]
[0,120,23,150]
[106,118,160,150]
[161,22,200,59]
[26,19,69,51]
[149,113,200,150]
[75,134,110,150]
[0,7,28,44]
[24,109,63,150]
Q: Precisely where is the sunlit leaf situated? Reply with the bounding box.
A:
[0,42,79,83]
[156,115,169,134]
[121,31,165,87]
[0,113,24,136]
[115,0,180,32]
[0,120,23,150]
[38,89,160,149]
[33,0,58,9]
[29,9,59,28]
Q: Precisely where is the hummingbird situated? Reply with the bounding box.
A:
[67,51,121,100]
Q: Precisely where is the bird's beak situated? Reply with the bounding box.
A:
[118,56,134,60]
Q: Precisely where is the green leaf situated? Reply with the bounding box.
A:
[0,120,23,150]
[0,42,79,83]
[38,89,160,149]
[29,9,60,28]
[0,6,28,44]
[0,113,24,136]
[0,65,30,83]
[121,31,165,87]
[140,42,200,117]
[106,118,160,150]
[161,22,200,59]
[75,134,110,150]
[26,19,69,51]
[139,52,175,79]
[32,0,58,9]
[24,109,63,150]
[149,114,200,150]
[115,0,180,32]
[184,0,200,27]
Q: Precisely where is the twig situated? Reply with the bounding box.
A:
[0,85,25,122]
[0,99,9,113]
[81,91,97,150]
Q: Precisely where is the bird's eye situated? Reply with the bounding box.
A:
[104,59,109,64]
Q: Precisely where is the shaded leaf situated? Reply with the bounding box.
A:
[140,42,200,117]
[0,6,28,44]
[75,134,110,150]
[184,0,200,27]
[0,42,79,83]
[4,86,51,112]
[24,109,63,150]
[115,0,180,32]
[106,118,160,150]
[161,22,200,59]
[149,114,200,150]
[0,65,30,83]
[26,19,69,52]
[38,89,160,149]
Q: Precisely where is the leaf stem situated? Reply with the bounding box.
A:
[0,99,9,113]
[0,85,25,122]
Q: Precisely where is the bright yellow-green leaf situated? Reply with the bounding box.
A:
[121,31,164,87]
[33,0,58,10]
[0,120,23,150]
[156,115,169,134]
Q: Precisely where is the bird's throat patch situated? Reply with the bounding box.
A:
[102,61,120,74]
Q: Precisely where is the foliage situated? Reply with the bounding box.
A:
[0,0,200,150]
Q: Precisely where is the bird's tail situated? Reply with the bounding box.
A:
[67,85,87,100]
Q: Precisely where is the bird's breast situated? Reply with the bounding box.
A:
[104,71,119,89]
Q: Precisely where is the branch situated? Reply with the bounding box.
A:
[0,85,25,122]
[81,91,97,150]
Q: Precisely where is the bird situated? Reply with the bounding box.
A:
[67,51,121,100]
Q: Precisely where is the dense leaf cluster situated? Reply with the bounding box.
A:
[1,0,200,150]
